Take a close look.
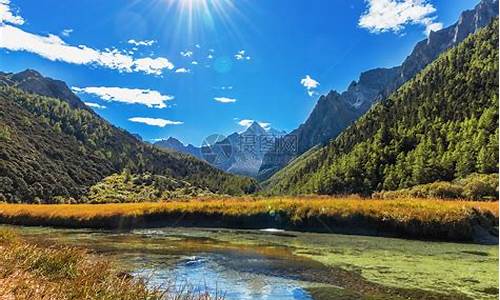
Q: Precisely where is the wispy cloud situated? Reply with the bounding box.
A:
[175,67,190,73]
[0,0,24,25]
[84,102,106,109]
[300,75,320,96]
[128,39,156,47]
[214,97,237,103]
[129,117,183,127]
[359,0,442,35]
[0,1,174,75]
[73,86,174,109]
[191,61,199,65]
[180,50,193,57]
[61,29,73,37]
[235,50,251,61]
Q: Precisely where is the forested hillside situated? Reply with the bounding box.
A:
[0,85,257,203]
[265,19,499,196]
[258,0,499,181]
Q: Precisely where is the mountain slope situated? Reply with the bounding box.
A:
[0,69,89,110]
[264,19,499,195]
[0,73,257,203]
[258,0,499,180]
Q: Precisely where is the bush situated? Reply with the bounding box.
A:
[458,173,499,200]
[374,173,498,200]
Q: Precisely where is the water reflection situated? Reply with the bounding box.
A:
[5,226,498,300]
[130,251,315,300]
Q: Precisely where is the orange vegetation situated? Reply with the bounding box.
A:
[0,196,497,232]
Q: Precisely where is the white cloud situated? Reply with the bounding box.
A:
[235,50,251,61]
[0,0,24,25]
[237,119,271,130]
[129,117,183,127]
[237,119,254,127]
[359,0,442,35]
[128,39,156,47]
[0,25,175,75]
[207,54,214,59]
[175,67,190,73]
[195,44,201,49]
[0,2,174,75]
[191,61,198,65]
[214,97,237,103]
[423,17,443,35]
[84,102,106,109]
[61,29,73,37]
[180,50,193,57]
[300,75,320,96]
[133,57,174,75]
[73,86,174,109]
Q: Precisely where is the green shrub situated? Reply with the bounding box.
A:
[374,173,498,200]
[458,173,499,200]
[0,125,10,141]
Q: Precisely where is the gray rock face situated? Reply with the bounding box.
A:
[155,122,286,177]
[258,0,499,181]
[0,69,88,110]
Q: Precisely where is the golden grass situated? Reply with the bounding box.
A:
[0,196,497,223]
[0,196,498,242]
[0,228,223,300]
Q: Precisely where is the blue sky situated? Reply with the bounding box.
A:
[0,0,479,146]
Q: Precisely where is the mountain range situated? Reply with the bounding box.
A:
[155,122,286,177]
[258,0,499,180]
[0,70,257,203]
[264,18,498,195]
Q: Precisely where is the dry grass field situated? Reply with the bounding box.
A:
[0,196,497,242]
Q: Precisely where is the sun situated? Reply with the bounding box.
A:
[164,0,242,33]
[176,0,210,13]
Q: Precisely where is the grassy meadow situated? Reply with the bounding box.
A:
[0,196,497,242]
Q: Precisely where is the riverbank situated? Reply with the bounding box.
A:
[0,197,497,242]
[0,228,219,300]
[7,225,498,300]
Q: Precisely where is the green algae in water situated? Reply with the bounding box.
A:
[295,236,497,300]
[169,228,498,299]
[4,225,498,300]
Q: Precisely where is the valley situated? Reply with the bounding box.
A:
[0,0,498,299]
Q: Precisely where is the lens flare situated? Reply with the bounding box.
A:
[161,0,250,42]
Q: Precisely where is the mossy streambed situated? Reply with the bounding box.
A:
[3,225,498,299]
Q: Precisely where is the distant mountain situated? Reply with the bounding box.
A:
[0,70,257,203]
[225,122,280,177]
[258,0,499,180]
[154,137,203,159]
[154,122,286,177]
[264,19,498,195]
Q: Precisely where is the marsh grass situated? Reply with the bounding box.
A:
[0,196,497,241]
[0,228,223,300]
